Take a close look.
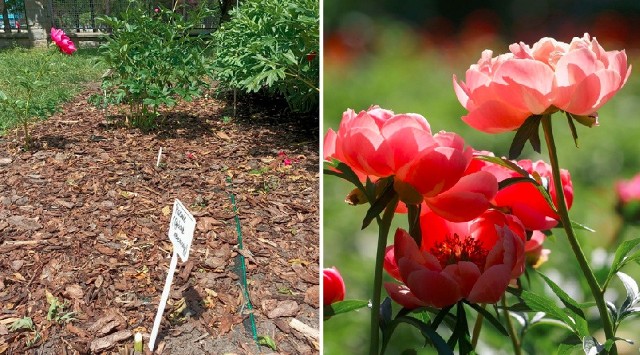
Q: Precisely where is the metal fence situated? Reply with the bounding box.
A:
[1,0,28,32]
[48,0,223,34]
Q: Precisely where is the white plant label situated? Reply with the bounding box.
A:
[149,199,196,351]
[168,199,196,262]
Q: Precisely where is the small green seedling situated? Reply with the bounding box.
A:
[46,290,76,324]
[257,335,277,351]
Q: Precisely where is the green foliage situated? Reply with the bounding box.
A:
[90,1,215,128]
[211,0,319,113]
[257,335,277,351]
[45,290,75,324]
[0,47,104,136]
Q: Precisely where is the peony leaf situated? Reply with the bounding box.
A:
[382,315,453,355]
[508,114,542,160]
[406,203,422,246]
[617,272,640,313]
[323,299,369,319]
[569,220,595,233]
[324,161,366,193]
[565,112,580,148]
[583,336,604,355]
[476,155,530,177]
[521,290,577,334]
[557,343,582,355]
[537,271,585,320]
[608,238,640,281]
[361,182,396,230]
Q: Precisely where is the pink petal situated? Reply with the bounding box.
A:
[425,171,498,222]
[467,264,512,304]
[461,100,531,134]
[492,59,555,113]
[406,269,462,308]
[323,128,337,161]
[442,261,482,298]
[384,283,426,309]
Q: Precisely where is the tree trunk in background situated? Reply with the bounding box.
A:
[2,3,11,33]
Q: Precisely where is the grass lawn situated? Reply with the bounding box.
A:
[0,46,105,134]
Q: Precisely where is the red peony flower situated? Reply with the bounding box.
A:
[454,33,631,133]
[50,27,77,55]
[324,106,497,221]
[384,209,526,308]
[323,267,346,305]
[468,154,573,231]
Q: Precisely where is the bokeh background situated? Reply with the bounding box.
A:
[323,1,640,353]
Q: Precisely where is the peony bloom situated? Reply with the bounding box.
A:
[50,27,77,55]
[468,154,573,231]
[525,230,550,268]
[384,209,526,308]
[454,33,631,133]
[325,106,497,221]
[615,173,640,223]
[453,49,555,133]
[323,267,346,305]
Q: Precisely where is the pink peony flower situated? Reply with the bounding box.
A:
[323,267,346,305]
[50,27,77,55]
[616,173,640,205]
[615,173,640,223]
[384,209,526,308]
[454,33,631,133]
[468,154,573,231]
[325,106,497,221]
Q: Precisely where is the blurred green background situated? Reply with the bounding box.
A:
[323,1,640,354]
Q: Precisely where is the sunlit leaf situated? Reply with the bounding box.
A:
[521,290,576,334]
[508,114,542,159]
[537,271,585,319]
[324,300,369,319]
[617,272,640,313]
[257,335,277,351]
[606,239,640,284]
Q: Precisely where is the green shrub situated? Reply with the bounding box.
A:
[211,0,319,113]
[89,1,216,128]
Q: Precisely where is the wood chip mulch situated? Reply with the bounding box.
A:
[0,90,319,354]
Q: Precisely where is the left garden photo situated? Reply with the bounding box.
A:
[0,0,319,353]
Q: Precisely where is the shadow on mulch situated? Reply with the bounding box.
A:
[215,90,319,174]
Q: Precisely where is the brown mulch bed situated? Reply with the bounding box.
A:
[0,90,319,354]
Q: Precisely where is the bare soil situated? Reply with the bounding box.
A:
[0,90,319,354]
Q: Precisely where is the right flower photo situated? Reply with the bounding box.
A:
[322,1,640,354]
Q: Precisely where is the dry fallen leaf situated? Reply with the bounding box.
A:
[162,205,171,216]
[216,131,231,140]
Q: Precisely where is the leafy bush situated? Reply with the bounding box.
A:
[89,1,216,128]
[211,0,319,113]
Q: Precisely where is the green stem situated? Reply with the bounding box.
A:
[502,297,521,355]
[370,195,399,355]
[541,115,617,354]
[470,304,485,349]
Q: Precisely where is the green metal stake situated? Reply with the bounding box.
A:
[227,177,260,347]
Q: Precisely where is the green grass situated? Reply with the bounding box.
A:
[0,46,105,134]
[323,25,640,354]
